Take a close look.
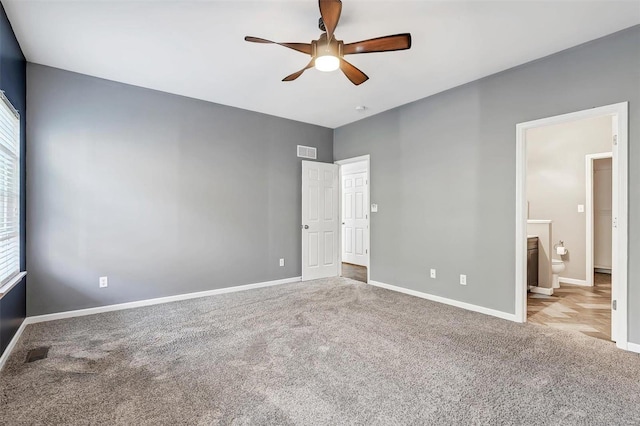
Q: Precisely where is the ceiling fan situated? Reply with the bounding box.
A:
[244,0,411,86]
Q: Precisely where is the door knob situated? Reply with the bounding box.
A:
[303,225,309,229]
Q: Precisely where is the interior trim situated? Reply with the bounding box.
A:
[26,276,302,325]
[335,154,371,284]
[559,277,590,286]
[515,101,628,350]
[368,280,518,322]
[529,286,554,296]
[0,271,27,300]
[0,320,27,371]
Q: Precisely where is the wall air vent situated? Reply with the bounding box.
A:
[297,145,317,159]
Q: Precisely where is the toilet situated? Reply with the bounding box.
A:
[551,259,565,289]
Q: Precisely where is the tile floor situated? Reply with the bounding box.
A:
[341,262,367,283]
[527,273,611,341]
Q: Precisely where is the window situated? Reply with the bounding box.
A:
[0,92,20,285]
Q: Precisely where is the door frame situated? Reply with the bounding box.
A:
[586,151,613,286]
[515,102,628,350]
[335,155,371,283]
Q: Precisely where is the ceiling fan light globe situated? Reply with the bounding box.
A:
[315,55,340,72]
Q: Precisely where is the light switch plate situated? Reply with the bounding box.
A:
[578,204,585,213]
[460,274,467,285]
[430,269,436,279]
[371,204,378,213]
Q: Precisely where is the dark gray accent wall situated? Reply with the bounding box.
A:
[27,64,333,316]
[334,26,640,345]
[0,2,26,358]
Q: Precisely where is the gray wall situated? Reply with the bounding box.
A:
[334,26,640,345]
[27,64,333,316]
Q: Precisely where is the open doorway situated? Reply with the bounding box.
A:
[336,155,370,283]
[515,103,628,350]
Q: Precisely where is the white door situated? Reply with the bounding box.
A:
[302,161,339,281]
[342,171,368,266]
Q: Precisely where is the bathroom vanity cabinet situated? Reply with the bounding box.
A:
[527,237,539,288]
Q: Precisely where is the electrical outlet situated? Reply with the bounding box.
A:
[460,274,467,285]
[279,258,285,267]
[430,269,436,279]
[99,276,108,288]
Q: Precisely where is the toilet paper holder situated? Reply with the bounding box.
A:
[554,240,567,255]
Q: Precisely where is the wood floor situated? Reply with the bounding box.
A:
[527,273,611,341]
[341,262,367,283]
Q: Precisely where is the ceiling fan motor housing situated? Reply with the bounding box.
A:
[313,33,343,59]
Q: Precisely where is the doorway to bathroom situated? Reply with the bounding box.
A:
[336,155,370,283]
[515,102,628,350]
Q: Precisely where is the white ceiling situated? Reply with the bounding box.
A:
[4,1,640,129]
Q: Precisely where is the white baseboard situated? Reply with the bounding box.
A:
[368,280,518,322]
[0,320,28,371]
[559,277,590,286]
[25,276,302,325]
[529,286,554,296]
[3,276,637,371]
[1,276,301,371]
[594,266,612,272]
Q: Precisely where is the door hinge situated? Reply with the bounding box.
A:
[613,217,618,228]
[366,249,368,254]
[613,300,617,310]
[613,135,618,146]
[366,214,368,219]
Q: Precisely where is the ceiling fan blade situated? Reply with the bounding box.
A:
[319,0,342,41]
[244,36,312,55]
[282,60,315,82]
[343,33,412,55]
[340,59,368,86]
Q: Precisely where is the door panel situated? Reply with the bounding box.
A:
[355,228,364,255]
[324,232,334,265]
[309,187,319,221]
[324,187,334,219]
[345,192,353,219]
[345,226,353,254]
[302,161,339,280]
[355,192,364,219]
[308,232,319,267]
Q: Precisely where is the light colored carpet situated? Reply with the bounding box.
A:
[1,277,639,425]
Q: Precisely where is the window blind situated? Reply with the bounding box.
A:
[0,92,20,285]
